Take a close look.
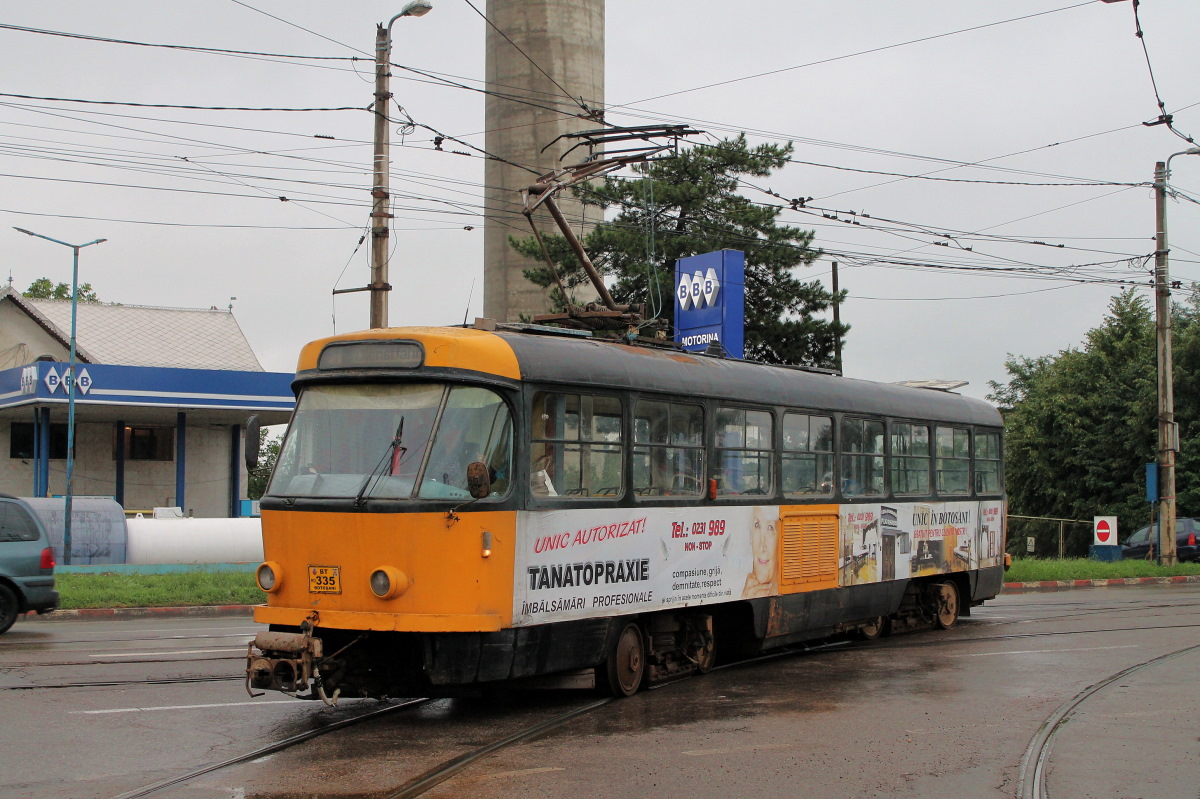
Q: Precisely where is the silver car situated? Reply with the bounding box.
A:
[0,494,59,634]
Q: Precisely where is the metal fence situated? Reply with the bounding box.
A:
[1007,514,1095,559]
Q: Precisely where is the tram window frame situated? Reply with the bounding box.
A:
[935,425,971,495]
[529,390,624,501]
[632,399,704,498]
[781,411,834,498]
[714,406,774,497]
[890,421,931,496]
[974,429,1003,495]
[839,417,886,498]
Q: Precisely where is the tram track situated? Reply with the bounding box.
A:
[1015,641,1200,799]
[105,693,615,799]
[109,697,432,799]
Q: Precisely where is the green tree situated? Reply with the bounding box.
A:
[23,278,99,303]
[247,429,282,500]
[990,289,1164,552]
[1172,285,1200,514]
[509,134,847,367]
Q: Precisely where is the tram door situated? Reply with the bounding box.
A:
[881,532,896,580]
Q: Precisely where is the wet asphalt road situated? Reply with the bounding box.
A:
[3,586,1199,799]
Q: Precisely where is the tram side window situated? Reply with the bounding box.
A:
[975,431,1003,494]
[936,426,970,495]
[530,392,623,499]
[781,412,833,497]
[715,408,773,495]
[840,418,885,497]
[891,422,931,495]
[632,400,704,496]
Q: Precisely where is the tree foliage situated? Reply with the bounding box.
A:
[247,428,282,500]
[509,134,847,367]
[23,278,99,303]
[989,288,1200,544]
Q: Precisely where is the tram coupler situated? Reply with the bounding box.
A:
[246,629,324,697]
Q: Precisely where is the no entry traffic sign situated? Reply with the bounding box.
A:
[1094,516,1118,546]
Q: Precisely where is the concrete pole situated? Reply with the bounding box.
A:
[369,22,393,330]
[1154,160,1178,565]
[831,261,842,373]
[483,0,604,322]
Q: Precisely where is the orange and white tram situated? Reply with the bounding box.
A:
[246,324,1006,699]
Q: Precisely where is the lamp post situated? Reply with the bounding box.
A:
[13,227,106,565]
[1152,148,1200,565]
[369,0,433,329]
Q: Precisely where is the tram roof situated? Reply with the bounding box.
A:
[494,331,1001,427]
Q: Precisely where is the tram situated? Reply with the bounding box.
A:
[246,323,1006,700]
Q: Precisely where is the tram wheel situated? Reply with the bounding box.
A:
[858,615,890,641]
[601,621,645,697]
[933,581,960,630]
[695,632,716,674]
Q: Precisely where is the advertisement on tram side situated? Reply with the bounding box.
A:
[512,506,774,626]
[840,500,1004,585]
[512,499,1005,625]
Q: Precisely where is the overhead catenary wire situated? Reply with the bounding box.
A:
[4,10,1195,307]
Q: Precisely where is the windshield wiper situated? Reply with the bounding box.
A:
[354,418,406,507]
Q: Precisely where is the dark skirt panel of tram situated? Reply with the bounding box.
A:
[426,618,614,685]
[758,582,906,648]
[971,565,1005,603]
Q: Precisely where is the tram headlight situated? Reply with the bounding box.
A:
[256,561,282,593]
[369,566,409,600]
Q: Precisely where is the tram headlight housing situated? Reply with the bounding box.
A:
[256,561,282,593]
[369,566,409,600]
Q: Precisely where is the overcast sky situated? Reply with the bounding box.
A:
[2,1,1198,401]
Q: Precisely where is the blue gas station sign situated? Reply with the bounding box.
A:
[674,250,745,359]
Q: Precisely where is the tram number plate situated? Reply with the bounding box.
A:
[308,565,341,594]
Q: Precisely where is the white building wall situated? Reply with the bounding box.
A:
[0,419,245,518]
[0,302,68,369]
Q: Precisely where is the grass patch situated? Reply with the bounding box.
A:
[55,571,263,609]
[51,559,1200,608]
[1006,557,1200,583]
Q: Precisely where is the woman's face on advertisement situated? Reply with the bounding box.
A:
[752,517,774,580]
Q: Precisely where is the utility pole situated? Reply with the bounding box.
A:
[367,1,431,330]
[368,22,394,330]
[1154,159,1178,565]
[831,260,842,373]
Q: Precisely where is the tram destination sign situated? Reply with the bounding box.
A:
[674,249,745,359]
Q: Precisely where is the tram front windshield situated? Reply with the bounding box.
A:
[267,383,512,500]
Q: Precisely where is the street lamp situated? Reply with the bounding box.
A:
[367,0,433,329]
[13,227,106,565]
[1151,148,1200,565]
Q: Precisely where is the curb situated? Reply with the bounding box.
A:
[1002,575,1200,593]
[20,576,1200,619]
[23,604,255,622]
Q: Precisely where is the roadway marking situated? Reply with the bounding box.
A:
[472,768,566,780]
[73,700,308,715]
[682,743,793,756]
[951,644,1139,658]
[89,648,248,658]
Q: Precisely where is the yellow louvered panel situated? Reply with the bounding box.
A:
[780,512,839,593]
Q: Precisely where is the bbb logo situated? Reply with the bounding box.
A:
[19,365,36,395]
[677,268,722,311]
